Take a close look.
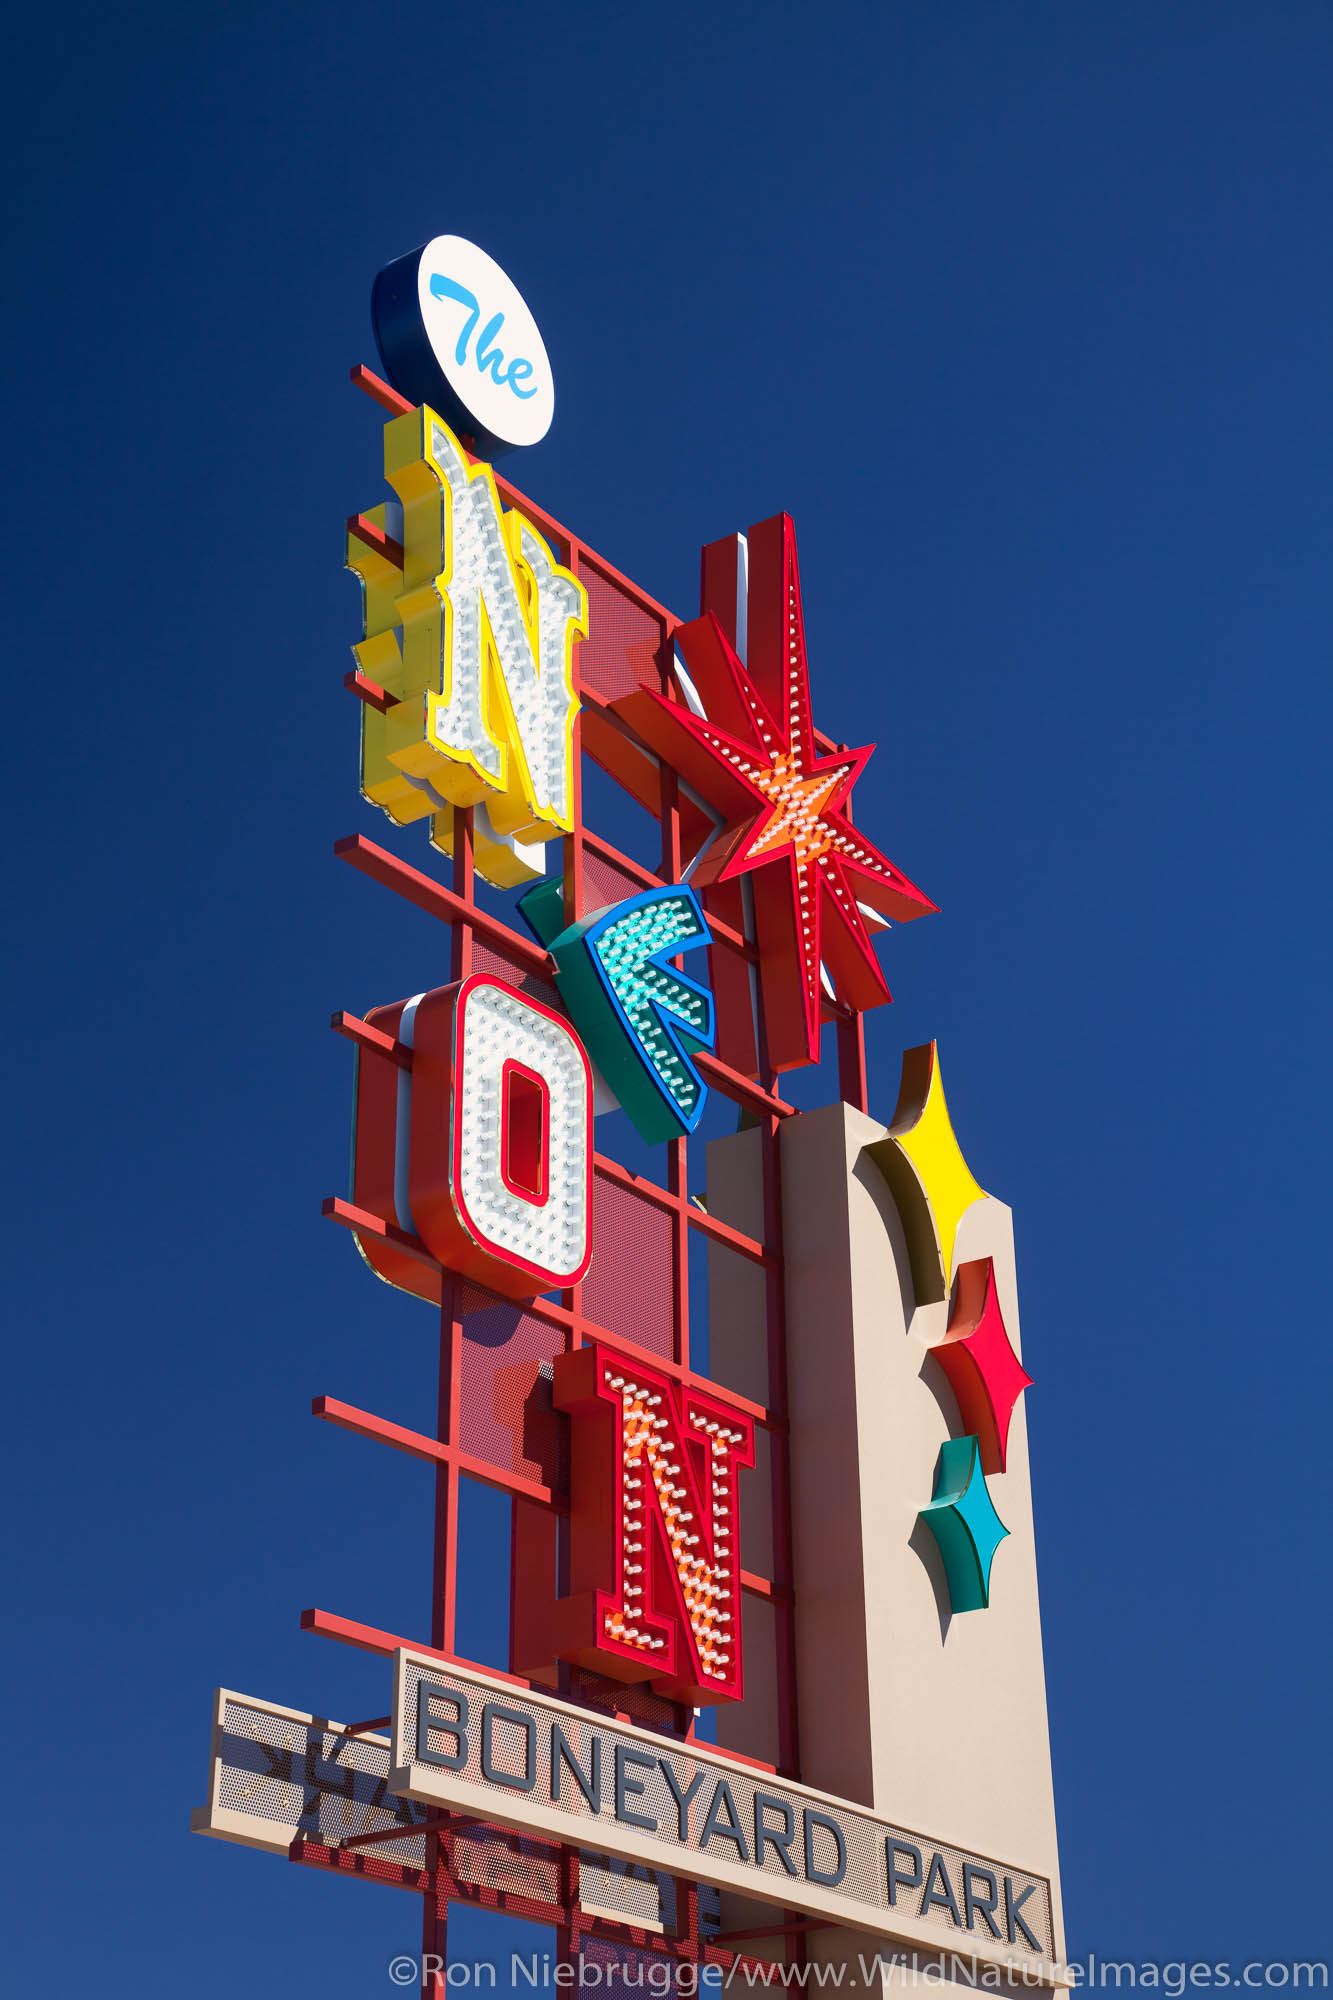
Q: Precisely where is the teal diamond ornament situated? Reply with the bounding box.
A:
[918,1436,1009,1613]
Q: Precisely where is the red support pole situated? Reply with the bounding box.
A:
[656,638,699,1746]
[421,1831,448,1995]
[558,566,588,1932]
[763,1110,801,1784]
[655,630,688,1378]
[421,816,475,1984]
[836,1011,869,1116]
[555,1826,581,1985]
[836,781,870,1115]
[564,536,585,935]
[431,1291,464,1650]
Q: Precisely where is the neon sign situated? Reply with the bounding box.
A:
[410,976,593,1299]
[521,881,717,1143]
[372,234,556,454]
[427,274,538,401]
[608,514,936,1072]
[553,1343,754,1705]
[350,406,586,889]
[349,974,593,1304]
[197,254,1068,1992]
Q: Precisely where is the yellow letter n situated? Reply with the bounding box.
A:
[349,407,586,887]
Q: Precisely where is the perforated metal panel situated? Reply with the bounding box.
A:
[582,849,653,915]
[467,947,560,1015]
[398,1661,1056,1961]
[583,1171,675,1356]
[450,1823,562,1906]
[196,1690,683,1931]
[567,1666,684,1739]
[580,1933,681,1995]
[459,1305,567,1490]
[205,1693,430,1865]
[576,565,666,702]
[578,1855,674,1932]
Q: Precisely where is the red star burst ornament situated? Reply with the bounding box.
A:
[612,513,937,1073]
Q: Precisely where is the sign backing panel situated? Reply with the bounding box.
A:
[391,1653,1061,1978]
[192,1687,680,1928]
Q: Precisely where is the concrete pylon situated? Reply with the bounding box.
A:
[708,1103,1065,1994]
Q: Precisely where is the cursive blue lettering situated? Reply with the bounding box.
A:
[429,273,539,400]
[429,275,481,366]
[474,311,508,382]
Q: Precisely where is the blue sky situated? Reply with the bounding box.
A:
[4,1,1330,1992]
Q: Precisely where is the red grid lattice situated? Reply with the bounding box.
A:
[311,366,843,1984]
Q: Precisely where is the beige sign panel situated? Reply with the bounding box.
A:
[391,1653,1061,1980]
[191,1688,429,1860]
[190,1687,677,1930]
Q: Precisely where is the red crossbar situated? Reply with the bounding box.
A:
[330,1010,412,1066]
[347,510,405,567]
[313,1395,568,1511]
[350,363,412,416]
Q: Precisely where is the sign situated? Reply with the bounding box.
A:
[347,972,594,1305]
[351,407,585,890]
[193,282,1067,1994]
[372,236,556,456]
[192,1688,678,1931]
[605,514,937,1073]
[521,880,718,1144]
[192,1687,431,1860]
[392,1655,1058,1972]
[551,1343,753,1703]
[409,975,594,1299]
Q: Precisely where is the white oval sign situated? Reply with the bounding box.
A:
[372,236,554,454]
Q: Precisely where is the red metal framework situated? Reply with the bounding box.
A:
[303,365,876,1986]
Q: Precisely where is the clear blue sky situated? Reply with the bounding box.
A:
[4,2,1330,1992]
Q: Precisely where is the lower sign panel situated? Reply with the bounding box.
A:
[191,1688,431,1862]
[391,1655,1058,1973]
[191,1688,677,1929]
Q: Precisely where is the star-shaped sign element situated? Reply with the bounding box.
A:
[918,1435,1009,1614]
[867,1040,988,1305]
[612,513,936,1072]
[932,1259,1033,1474]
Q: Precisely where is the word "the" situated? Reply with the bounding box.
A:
[430,274,538,398]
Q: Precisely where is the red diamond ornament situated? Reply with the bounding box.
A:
[932,1259,1033,1474]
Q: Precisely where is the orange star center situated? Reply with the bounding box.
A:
[738,751,845,865]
